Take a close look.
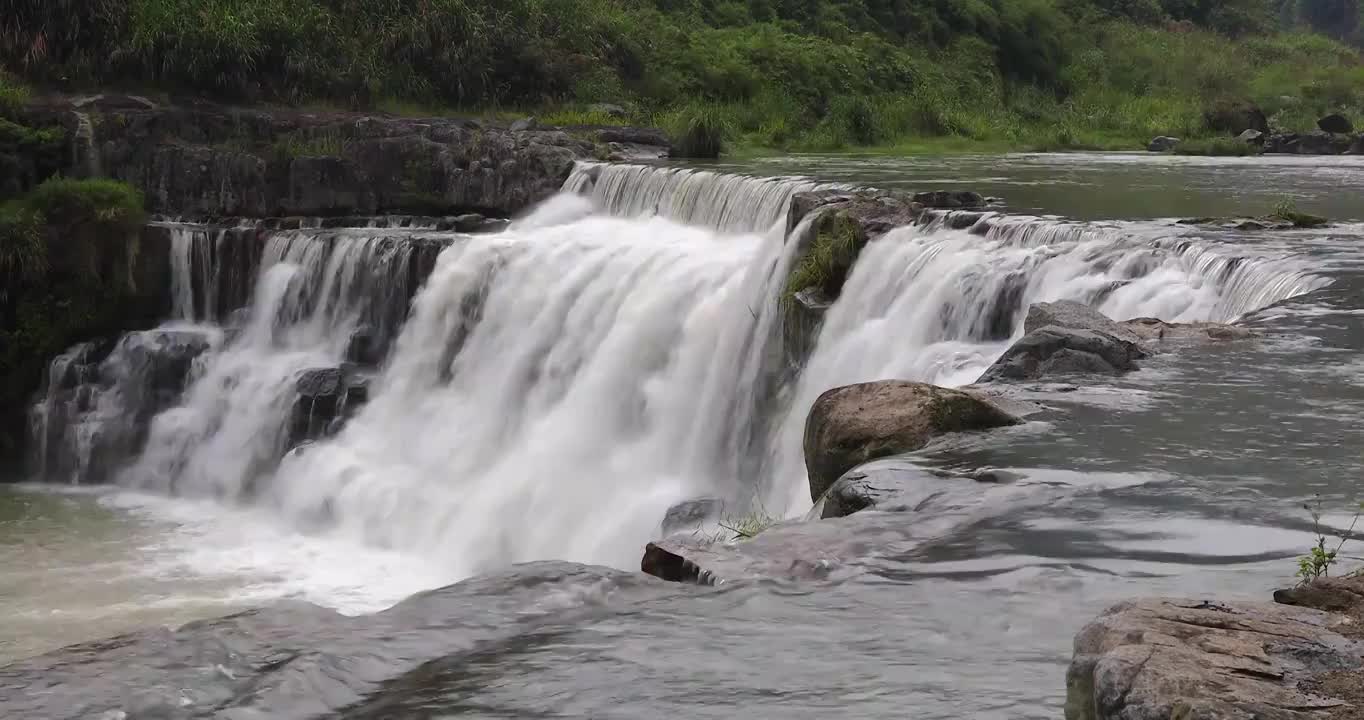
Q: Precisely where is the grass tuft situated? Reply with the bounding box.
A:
[783,211,865,312]
[666,105,731,159]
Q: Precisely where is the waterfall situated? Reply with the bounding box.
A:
[761,214,1331,513]
[28,163,1333,581]
[71,112,102,178]
[565,163,839,233]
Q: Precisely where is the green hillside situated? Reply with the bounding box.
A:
[2,0,1362,152]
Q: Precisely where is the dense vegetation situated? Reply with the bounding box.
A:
[2,1,1362,153]
[0,170,158,466]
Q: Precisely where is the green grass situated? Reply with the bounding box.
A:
[1174,137,1263,156]
[783,211,866,310]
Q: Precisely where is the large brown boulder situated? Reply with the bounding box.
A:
[802,381,1020,502]
[1066,577,1364,720]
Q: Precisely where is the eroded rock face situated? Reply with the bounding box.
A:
[1066,577,1364,720]
[803,381,1020,502]
[287,366,371,449]
[20,102,599,218]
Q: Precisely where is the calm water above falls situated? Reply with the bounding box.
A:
[2,153,1363,719]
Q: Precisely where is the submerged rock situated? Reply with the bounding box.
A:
[1066,576,1364,720]
[803,381,1021,502]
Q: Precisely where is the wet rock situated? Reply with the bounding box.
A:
[818,472,891,519]
[803,381,1021,502]
[1147,136,1181,152]
[1318,113,1354,134]
[288,366,371,449]
[1024,300,1141,343]
[1349,134,1364,155]
[452,213,485,232]
[510,117,539,132]
[1121,317,1259,344]
[660,497,725,535]
[912,190,985,209]
[1267,130,1352,155]
[979,326,1147,383]
[1017,300,1259,357]
[1065,577,1364,720]
[641,542,715,584]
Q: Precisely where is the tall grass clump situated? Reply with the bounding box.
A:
[666,105,731,159]
[784,211,865,310]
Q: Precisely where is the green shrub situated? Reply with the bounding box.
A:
[1271,199,1330,228]
[22,177,146,235]
[0,201,46,293]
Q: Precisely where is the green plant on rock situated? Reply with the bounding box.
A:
[1271,199,1329,228]
[717,506,777,541]
[782,210,866,313]
[271,129,351,160]
[1297,495,1363,584]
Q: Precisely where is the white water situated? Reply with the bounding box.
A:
[264,206,806,574]
[53,164,1326,592]
[565,163,837,233]
[762,214,1331,513]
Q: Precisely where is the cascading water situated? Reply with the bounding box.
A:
[761,213,1332,513]
[29,162,1332,583]
[564,162,838,233]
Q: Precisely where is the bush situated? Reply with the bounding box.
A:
[784,211,866,309]
[22,177,146,235]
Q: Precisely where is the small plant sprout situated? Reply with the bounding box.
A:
[1297,495,1363,585]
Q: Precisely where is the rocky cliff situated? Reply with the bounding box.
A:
[18,95,622,219]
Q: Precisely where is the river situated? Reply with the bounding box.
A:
[2,152,1362,719]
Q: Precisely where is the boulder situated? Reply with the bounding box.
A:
[1147,136,1181,152]
[1024,300,1142,343]
[1065,577,1364,720]
[1237,128,1265,145]
[803,381,1020,502]
[978,326,1147,383]
[510,117,539,132]
[660,497,725,535]
[1269,130,1352,155]
[1318,113,1354,134]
